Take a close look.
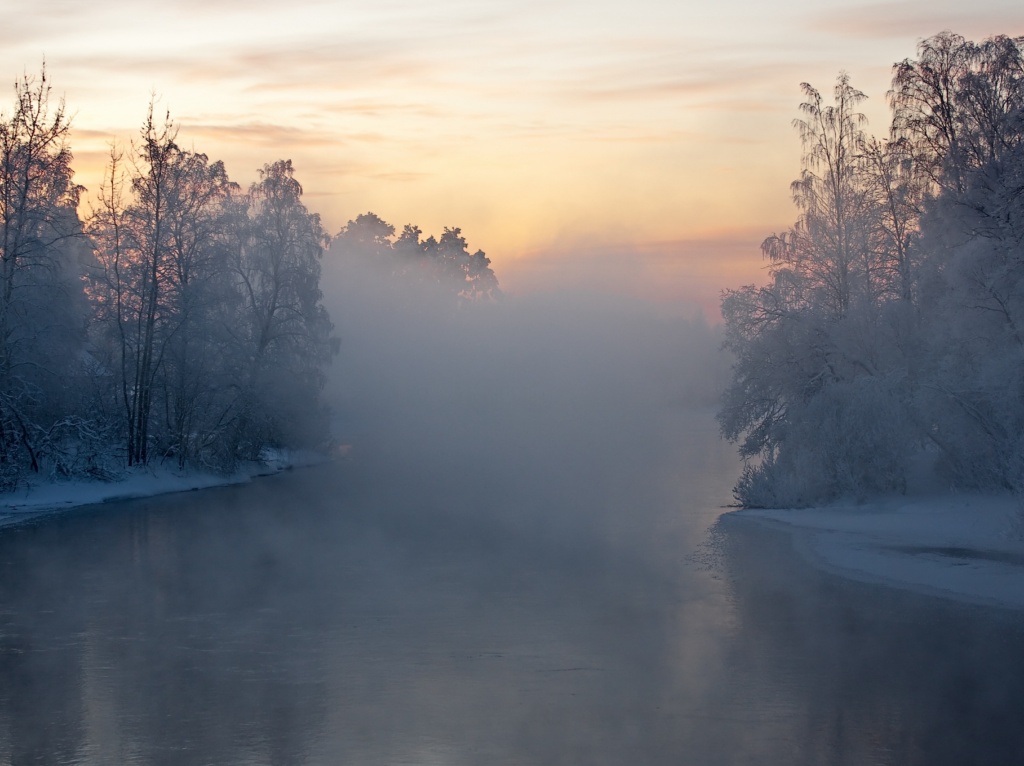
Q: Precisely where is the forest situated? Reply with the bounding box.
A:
[719,32,1024,507]
[0,71,498,489]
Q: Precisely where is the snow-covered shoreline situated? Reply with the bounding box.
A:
[0,449,332,531]
[729,492,1024,611]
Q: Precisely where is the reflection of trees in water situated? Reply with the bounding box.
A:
[12,445,1022,765]
[0,489,332,765]
[0,432,735,766]
[716,516,1024,765]
[0,566,86,764]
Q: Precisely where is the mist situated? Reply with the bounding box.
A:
[319,239,729,543]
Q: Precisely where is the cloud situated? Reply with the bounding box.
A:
[313,100,445,119]
[808,1,1024,41]
[371,171,431,182]
[560,61,798,104]
[176,121,338,148]
[67,127,121,142]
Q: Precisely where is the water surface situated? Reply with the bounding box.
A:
[1,411,1022,765]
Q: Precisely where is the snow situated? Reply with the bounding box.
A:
[732,492,1024,610]
[0,448,333,530]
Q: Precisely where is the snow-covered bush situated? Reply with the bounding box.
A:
[734,375,915,507]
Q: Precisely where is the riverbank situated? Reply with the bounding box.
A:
[0,448,333,530]
[729,492,1024,610]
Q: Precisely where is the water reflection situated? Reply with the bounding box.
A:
[0,414,1022,764]
[715,516,1024,765]
[0,485,335,766]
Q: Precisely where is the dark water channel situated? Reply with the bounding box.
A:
[1,412,1023,765]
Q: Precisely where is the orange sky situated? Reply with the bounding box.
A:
[2,0,1022,317]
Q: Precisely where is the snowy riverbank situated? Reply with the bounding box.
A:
[730,492,1024,611]
[0,448,332,530]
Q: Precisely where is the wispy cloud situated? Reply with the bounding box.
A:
[807,1,1024,40]
[371,171,431,182]
[558,60,806,107]
[4,0,1017,310]
[178,121,338,148]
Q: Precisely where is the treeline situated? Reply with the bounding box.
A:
[720,32,1024,506]
[0,73,339,487]
[331,211,499,302]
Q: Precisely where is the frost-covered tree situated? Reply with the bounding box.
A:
[332,212,500,302]
[859,136,926,303]
[885,32,1024,491]
[89,107,233,466]
[334,212,394,258]
[761,74,877,317]
[0,83,342,484]
[720,74,919,506]
[88,115,335,470]
[228,160,336,459]
[720,32,1024,506]
[118,107,179,466]
[0,69,90,485]
[891,32,1024,192]
[155,145,238,468]
[429,227,500,302]
[911,66,1024,489]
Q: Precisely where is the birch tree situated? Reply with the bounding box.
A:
[720,74,916,506]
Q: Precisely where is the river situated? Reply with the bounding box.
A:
[1,410,1023,765]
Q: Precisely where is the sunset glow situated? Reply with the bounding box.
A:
[3,0,1022,314]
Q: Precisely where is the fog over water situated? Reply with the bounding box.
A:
[320,247,728,526]
[1,258,1024,764]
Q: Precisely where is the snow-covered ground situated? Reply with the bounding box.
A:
[733,492,1024,610]
[0,448,332,530]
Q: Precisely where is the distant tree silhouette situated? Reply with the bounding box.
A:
[333,212,499,302]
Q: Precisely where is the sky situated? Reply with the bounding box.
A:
[1,0,1022,316]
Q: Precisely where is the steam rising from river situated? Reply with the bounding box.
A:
[320,248,728,538]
